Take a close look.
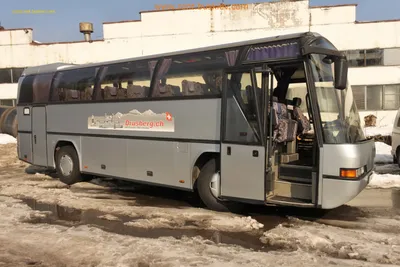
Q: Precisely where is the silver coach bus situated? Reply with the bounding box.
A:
[16,32,375,211]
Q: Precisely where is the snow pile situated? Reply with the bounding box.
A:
[0,143,27,168]
[374,142,393,164]
[211,216,264,231]
[0,134,16,144]
[364,125,393,137]
[260,220,400,265]
[368,173,400,189]
[369,142,400,188]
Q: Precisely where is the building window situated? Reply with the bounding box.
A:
[346,50,365,67]
[383,84,400,110]
[343,49,383,67]
[0,100,14,107]
[366,85,383,110]
[352,85,366,110]
[0,69,12,83]
[11,68,25,83]
[383,48,400,66]
[0,68,26,83]
[352,83,400,111]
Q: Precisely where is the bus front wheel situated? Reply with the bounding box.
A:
[55,145,83,185]
[196,158,229,212]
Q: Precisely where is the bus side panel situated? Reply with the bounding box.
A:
[45,99,221,188]
[46,99,221,140]
[125,139,181,187]
[81,136,127,178]
[16,106,33,162]
[18,132,33,163]
[16,106,32,132]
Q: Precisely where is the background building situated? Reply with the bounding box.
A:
[1,0,399,127]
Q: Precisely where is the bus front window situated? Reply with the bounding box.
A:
[309,53,366,144]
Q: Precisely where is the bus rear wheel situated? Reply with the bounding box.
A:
[55,145,83,185]
[196,158,229,212]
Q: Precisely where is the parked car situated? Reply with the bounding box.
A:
[391,108,400,166]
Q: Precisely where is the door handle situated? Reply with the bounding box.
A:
[34,135,37,144]
[253,150,258,157]
[227,146,231,155]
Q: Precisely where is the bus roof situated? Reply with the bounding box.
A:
[23,31,322,76]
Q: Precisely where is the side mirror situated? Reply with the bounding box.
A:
[334,57,348,90]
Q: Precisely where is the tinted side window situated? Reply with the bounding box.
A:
[51,67,99,102]
[224,72,260,144]
[18,75,35,104]
[32,73,54,103]
[98,60,153,100]
[151,50,238,98]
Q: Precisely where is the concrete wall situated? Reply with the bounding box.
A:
[1,1,399,65]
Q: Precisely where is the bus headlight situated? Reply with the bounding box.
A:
[340,167,365,179]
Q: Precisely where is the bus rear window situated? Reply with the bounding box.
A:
[18,75,34,104]
[32,73,53,103]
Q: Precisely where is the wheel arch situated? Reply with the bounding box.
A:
[53,139,81,171]
[192,151,220,191]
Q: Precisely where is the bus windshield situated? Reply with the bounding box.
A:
[309,53,366,144]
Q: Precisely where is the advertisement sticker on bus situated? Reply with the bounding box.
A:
[87,109,174,132]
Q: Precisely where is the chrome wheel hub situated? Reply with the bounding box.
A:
[209,172,221,198]
[59,155,73,176]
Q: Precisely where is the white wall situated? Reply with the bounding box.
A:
[310,5,356,25]
[349,67,400,86]
[1,1,399,67]
[0,84,18,99]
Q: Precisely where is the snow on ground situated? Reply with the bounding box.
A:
[368,142,400,189]
[364,125,393,137]
[260,217,400,265]
[368,173,400,189]
[374,142,393,164]
[0,133,16,145]
[0,195,363,267]
[1,144,394,266]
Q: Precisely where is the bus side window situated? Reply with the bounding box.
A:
[51,67,98,102]
[99,61,152,101]
[151,51,229,98]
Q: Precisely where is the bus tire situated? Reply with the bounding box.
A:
[55,145,83,185]
[397,149,400,168]
[196,158,229,212]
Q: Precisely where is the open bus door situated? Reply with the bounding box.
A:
[220,67,270,203]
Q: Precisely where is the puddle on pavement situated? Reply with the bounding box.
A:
[19,197,287,252]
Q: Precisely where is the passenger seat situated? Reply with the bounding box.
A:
[271,97,299,163]
[127,85,146,98]
[182,80,204,96]
[292,97,311,135]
